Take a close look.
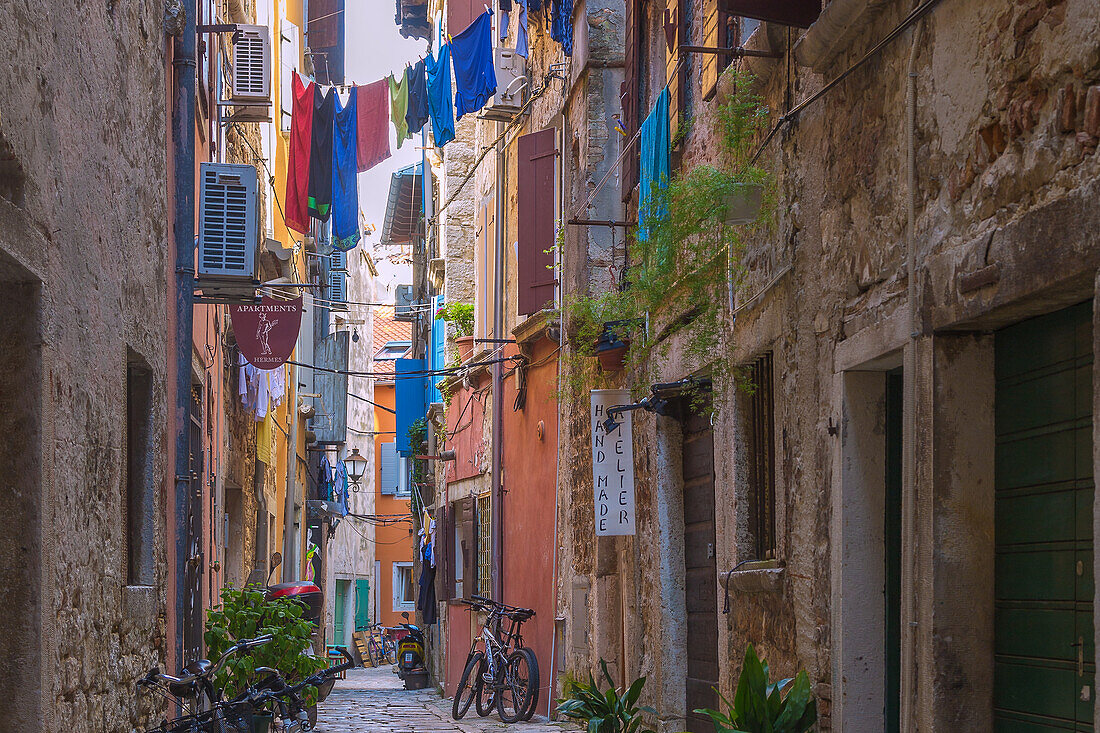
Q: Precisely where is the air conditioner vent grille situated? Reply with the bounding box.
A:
[232,25,271,102]
[199,162,259,281]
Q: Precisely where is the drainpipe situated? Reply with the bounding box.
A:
[490,130,505,601]
[283,367,299,581]
[900,17,924,733]
[171,0,197,667]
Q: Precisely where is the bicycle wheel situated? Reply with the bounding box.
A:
[496,648,535,723]
[474,655,495,717]
[517,646,540,720]
[452,651,484,720]
[384,638,397,665]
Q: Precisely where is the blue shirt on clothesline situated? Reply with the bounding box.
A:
[450,10,497,120]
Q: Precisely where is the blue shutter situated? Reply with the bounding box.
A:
[314,331,349,444]
[396,358,427,456]
[380,442,398,494]
[430,295,445,404]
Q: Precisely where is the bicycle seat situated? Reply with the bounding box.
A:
[509,608,535,622]
[167,659,212,697]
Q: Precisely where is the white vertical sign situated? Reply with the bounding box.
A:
[591,389,636,536]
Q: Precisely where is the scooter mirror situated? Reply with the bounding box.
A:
[270,551,282,569]
[402,612,410,620]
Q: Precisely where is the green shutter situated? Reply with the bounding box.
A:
[334,579,348,647]
[995,301,1094,729]
[355,578,370,630]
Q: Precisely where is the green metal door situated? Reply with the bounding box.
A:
[334,579,349,647]
[995,301,1094,731]
[355,578,370,630]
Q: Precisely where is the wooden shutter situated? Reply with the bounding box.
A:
[621,0,642,202]
[307,0,340,48]
[665,0,683,143]
[447,0,481,35]
[380,442,398,494]
[440,504,454,601]
[517,129,558,316]
[701,0,721,101]
[475,193,496,340]
[458,496,476,600]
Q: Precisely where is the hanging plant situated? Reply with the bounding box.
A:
[561,69,775,404]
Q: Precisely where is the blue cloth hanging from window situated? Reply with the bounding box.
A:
[638,88,670,240]
[450,10,497,119]
[331,91,360,251]
[426,44,456,147]
[550,0,573,56]
[405,59,430,135]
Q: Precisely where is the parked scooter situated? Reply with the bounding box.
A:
[396,612,428,688]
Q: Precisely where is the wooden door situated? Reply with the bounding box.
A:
[682,402,718,733]
[994,301,1094,730]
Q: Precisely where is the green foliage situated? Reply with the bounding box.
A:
[407,416,428,452]
[436,301,475,338]
[561,69,773,406]
[203,586,327,702]
[694,645,817,733]
[556,659,657,733]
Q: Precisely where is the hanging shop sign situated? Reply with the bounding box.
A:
[591,389,636,536]
[229,295,304,369]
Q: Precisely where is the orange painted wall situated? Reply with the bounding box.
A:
[373,381,416,627]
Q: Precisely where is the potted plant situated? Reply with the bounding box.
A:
[723,182,764,226]
[595,320,632,372]
[557,659,656,733]
[204,587,328,732]
[436,302,475,362]
[695,644,817,733]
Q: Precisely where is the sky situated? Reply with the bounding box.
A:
[345,2,426,264]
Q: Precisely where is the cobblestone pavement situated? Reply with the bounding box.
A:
[313,666,574,733]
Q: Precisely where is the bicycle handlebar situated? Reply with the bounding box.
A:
[139,635,275,690]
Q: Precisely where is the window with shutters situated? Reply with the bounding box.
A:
[380,442,399,495]
[621,0,645,201]
[392,562,415,611]
[702,2,762,100]
[474,193,496,341]
[517,129,559,317]
[476,493,492,596]
[446,496,476,600]
[742,352,776,561]
[665,0,683,145]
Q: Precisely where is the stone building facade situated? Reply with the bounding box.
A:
[0,1,171,730]
[556,0,1100,731]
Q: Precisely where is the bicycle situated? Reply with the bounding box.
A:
[366,623,397,666]
[137,634,275,732]
[451,595,540,723]
[138,639,355,732]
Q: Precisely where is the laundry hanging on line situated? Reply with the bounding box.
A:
[451,9,498,120]
[389,70,412,147]
[307,86,335,222]
[426,43,455,147]
[356,79,391,173]
[331,91,360,251]
[405,58,430,136]
[285,75,314,235]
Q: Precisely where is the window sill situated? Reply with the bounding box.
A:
[724,560,784,595]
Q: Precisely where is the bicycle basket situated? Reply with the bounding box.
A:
[219,701,254,733]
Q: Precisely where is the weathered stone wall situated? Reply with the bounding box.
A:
[0,1,170,730]
[557,0,1100,729]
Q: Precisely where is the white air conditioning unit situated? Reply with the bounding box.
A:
[481,47,527,122]
[394,284,416,321]
[198,162,260,291]
[232,24,271,102]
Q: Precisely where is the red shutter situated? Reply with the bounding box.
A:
[725,0,820,27]
[440,503,454,601]
[621,0,642,202]
[307,0,340,47]
[447,0,481,36]
[517,129,558,317]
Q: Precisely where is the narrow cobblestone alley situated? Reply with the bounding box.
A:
[313,667,572,733]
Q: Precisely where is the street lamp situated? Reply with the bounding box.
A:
[345,448,368,492]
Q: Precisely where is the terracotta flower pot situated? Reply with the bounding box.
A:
[595,322,630,372]
[456,335,475,363]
